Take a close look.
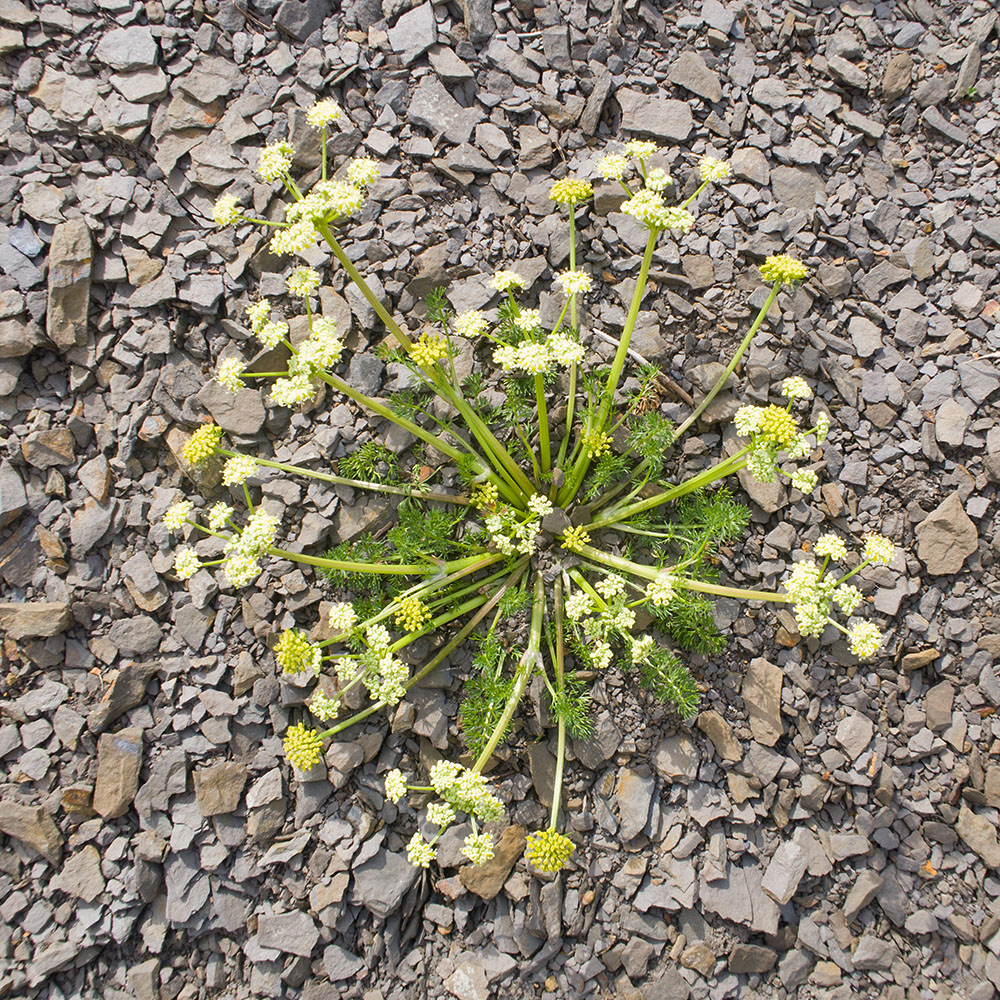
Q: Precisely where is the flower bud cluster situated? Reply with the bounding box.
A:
[482,493,551,556]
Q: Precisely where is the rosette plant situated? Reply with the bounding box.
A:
[162,103,900,872]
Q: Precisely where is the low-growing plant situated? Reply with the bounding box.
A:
[162,100,900,873]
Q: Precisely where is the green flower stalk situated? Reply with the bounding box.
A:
[160,108,908,875]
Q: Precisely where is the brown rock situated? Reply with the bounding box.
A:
[916,491,978,575]
[459,824,526,900]
[47,219,93,350]
[93,727,143,819]
[194,761,247,817]
[0,800,63,864]
[902,648,939,671]
[956,804,1000,868]
[743,657,784,747]
[0,601,72,639]
[21,427,76,468]
[697,710,743,762]
[77,454,112,503]
[87,661,159,734]
[49,844,105,901]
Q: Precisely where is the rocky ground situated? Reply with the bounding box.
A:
[1,0,1000,998]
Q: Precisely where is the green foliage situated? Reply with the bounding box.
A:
[652,591,726,656]
[387,386,433,420]
[636,649,700,717]
[338,441,400,485]
[550,676,594,738]
[581,452,630,502]
[626,411,675,477]
[460,632,513,755]
[500,375,534,425]
[426,286,453,328]
[387,498,467,562]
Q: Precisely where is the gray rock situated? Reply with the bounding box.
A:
[850,317,883,358]
[936,398,969,447]
[258,910,320,957]
[743,657,782,747]
[462,0,495,45]
[852,934,895,970]
[49,844,105,902]
[616,88,693,142]
[274,0,326,40]
[916,491,978,575]
[0,799,63,864]
[0,601,72,639]
[93,727,143,820]
[107,615,163,656]
[699,861,780,934]
[730,146,770,185]
[408,76,484,145]
[922,106,969,144]
[827,55,867,88]
[751,77,793,110]
[761,840,807,904]
[177,57,245,104]
[351,849,420,917]
[323,944,365,981]
[655,733,700,782]
[617,767,655,840]
[842,869,884,921]
[778,949,814,990]
[579,69,613,135]
[572,714,622,769]
[728,944,777,974]
[197,380,266,435]
[957,804,1000,867]
[834,712,873,761]
[387,2,436,65]
[88,661,158,734]
[668,50,722,103]
[770,165,824,210]
[696,710,742,762]
[882,52,913,101]
[95,26,158,70]
[21,427,76,468]
[194,762,247,817]
[46,219,92,350]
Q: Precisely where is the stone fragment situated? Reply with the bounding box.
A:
[579,69,613,135]
[743,658,782,746]
[21,427,76,468]
[408,76,483,144]
[0,799,63,864]
[761,841,807,904]
[852,935,895,970]
[323,944,365,981]
[46,219,92,350]
[352,848,421,916]
[882,53,913,101]
[834,712,873,761]
[93,727,143,820]
[700,862,780,934]
[728,944,777,974]
[95,26,158,70]
[444,961,489,1000]
[273,0,325,40]
[697,710,743,762]
[902,648,938,672]
[730,146,770,185]
[197,380,266,435]
[49,844,105,902]
[935,398,969,447]
[957,804,1000,867]
[462,0,494,44]
[0,460,27,528]
[107,615,163,655]
[387,2,436,65]
[0,601,72,639]
[257,910,319,957]
[668,50,722,103]
[194,762,247,817]
[770,166,823,210]
[922,106,969,144]
[915,491,977,575]
[88,661,158,733]
[681,943,716,976]
[459,825,526,899]
[842,869,884,921]
[616,88,693,142]
[655,733,700,782]
[617,768,654,840]
[924,680,954,732]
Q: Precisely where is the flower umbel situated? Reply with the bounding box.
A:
[550,177,594,205]
[525,829,574,873]
[283,723,324,771]
[760,254,810,287]
[182,424,223,464]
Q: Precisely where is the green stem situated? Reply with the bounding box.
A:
[471,572,545,773]
[536,373,551,476]
[266,548,487,576]
[316,222,412,350]
[550,578,566,829]
[218,450,471,507]
[673,283,780,441]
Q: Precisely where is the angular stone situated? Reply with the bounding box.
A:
[88,661,158,734]
[257,910,319,957]
[0,601,72,639]
[616,88,693,142]
[93,727,143,820]
[842,869,883,921]
[0,799,63,864]
[352,848,421,916]
[743,658,783,746]
[728,944,777,974]
[323,943,365,981]
[655,733,700,782]
[22,427,76,468]
[852,935,895,970]
[408,76,484,144]
[697,710,743,762]
[935,398,969,447]
[681,943,716,976]
[925,680,954,732]
[94,26,158,70]
[761,840,807,904]
[107,615,163,656]
[882,52,913,101]
[49,844,105,902]
[46,219,92,350]
[916,491,978,575]
[0,460,27,529]
[460,825,526,899]
[834,712,873,761]
[194,762,247,817]
[699,861,780,934]
[617,767,655,840]
[770,165,824,210]
[730,146,770,185]
[444,962,489,1000]
[668,50,722,103]
[197,380,266,435]
[387,1,436,66]
[957,804,1000,868]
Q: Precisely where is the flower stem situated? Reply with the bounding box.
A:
[536,373,551,476]
[549,578,567,829]
[673,283,780,442]
[266,547,489,576]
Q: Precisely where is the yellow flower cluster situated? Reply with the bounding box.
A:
[582,428,611,458]
[182,423,223,464]
[410,333,448,368]
[525,829,574,872]
[561,525,591,552]
[275,628,321,675]
[760,254,809,287]
[470,482,499,510]
[283,723,324,771]
[395,596,432,633]
[549,177,593,205]
[757,405,800,448]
